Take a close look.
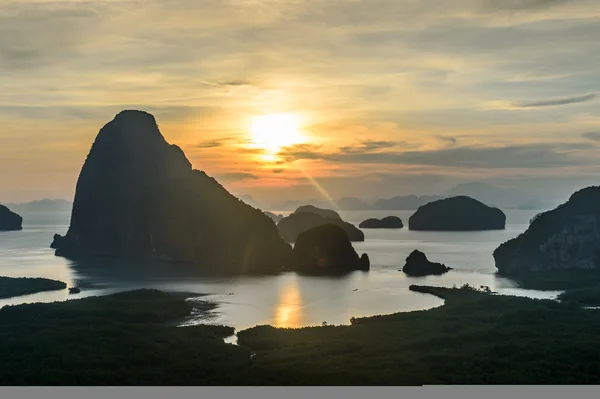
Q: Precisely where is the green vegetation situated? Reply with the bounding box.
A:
[238,285,600,385]
[557,286,600,306]
[0,290,250,385]
[511,270,600,291]
[4,285,600,385]
[0,276,66,299]
[508,270,600,307]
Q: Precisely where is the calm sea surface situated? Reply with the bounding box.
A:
[0,209,560,330]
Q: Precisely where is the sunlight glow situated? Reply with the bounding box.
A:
[274,281,302,328]
[250,113,304,153]
[299,168,338,211]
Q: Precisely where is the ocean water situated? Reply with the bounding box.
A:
[0,209,560,330]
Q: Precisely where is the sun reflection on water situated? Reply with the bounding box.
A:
[274,280,303,328]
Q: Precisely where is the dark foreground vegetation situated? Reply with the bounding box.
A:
[513,270,600,306]
[558,287,600,307]
[513,270,600,291]
[0,290,249,385]
[238,284,600,385]
[0,276,66,299]
[3,285,600,385]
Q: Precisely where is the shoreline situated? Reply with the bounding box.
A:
[0,270,566,330]
[0,276,67,300]
[0,275,599,384]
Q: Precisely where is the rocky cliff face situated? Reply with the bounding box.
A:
[292,224,369,273]
[494,186,600,275]
[0,205,22,231]
[409,196,505,231]
[52,110,292,274]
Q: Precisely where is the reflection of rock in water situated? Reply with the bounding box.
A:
[67,257,229,288]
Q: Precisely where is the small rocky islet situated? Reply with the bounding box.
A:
[402,250,452,277]
[359,216,403,229]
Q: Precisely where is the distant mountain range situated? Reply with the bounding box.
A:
[242,181,558,212]
[4,199,72,213]
[7,182,557,216]
[264,195,457,211]
[372,195,445,210]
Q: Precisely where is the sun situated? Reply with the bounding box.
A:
[250,113,303,153]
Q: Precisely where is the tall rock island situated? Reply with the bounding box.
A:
[494,186,600,275]
[51,110,292,274]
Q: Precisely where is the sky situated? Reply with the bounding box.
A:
[1,0,600,206]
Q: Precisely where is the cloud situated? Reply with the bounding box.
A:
[485,0,571,12]
[192,139,226,148]
[214,172,260,182]
[436,135,458,146]
[514,93,596,108]
[220,80,254,87]
[277,144,324,162]
[339,139,404,154]
[191,136,246,148]
[582,132,600,141]
[0,105,219,123]
[0,2,117,70]
[200,79,256,88]
[277,142,587,169]
[3,0,600,204]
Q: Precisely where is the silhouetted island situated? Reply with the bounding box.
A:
[293,224,369,273]
[402,250,452,277]
[51,110,292,274]
[0,205,22,231]
[408,196,505,231]
[359,216,403,229]
[293,205,341,220]
[277,211,364,242]
[494,186,600,275]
